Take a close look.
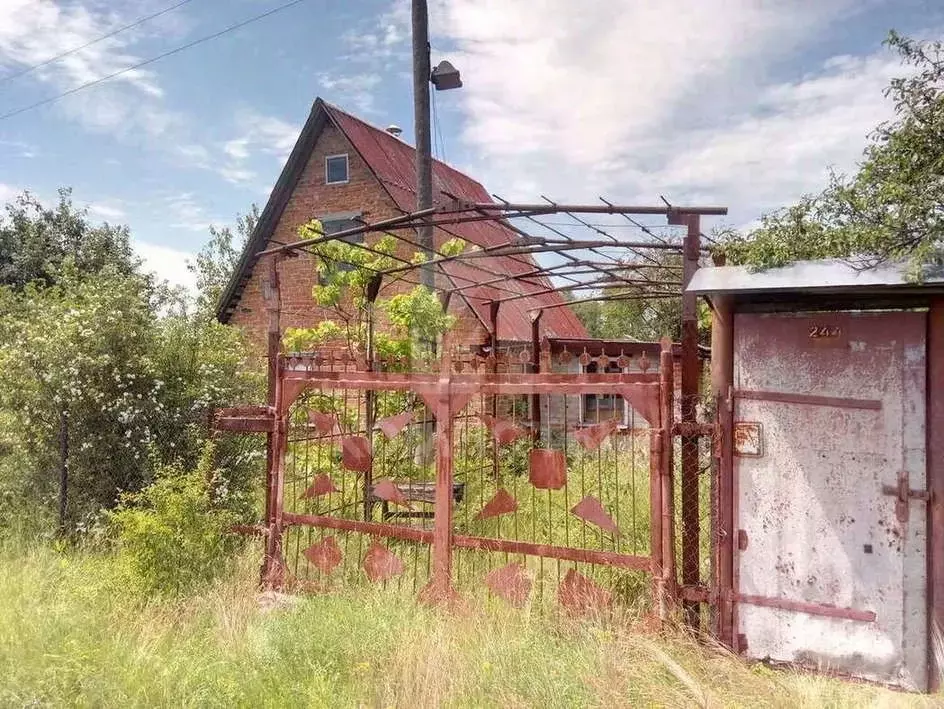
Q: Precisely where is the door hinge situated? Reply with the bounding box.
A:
[881,470,930,523]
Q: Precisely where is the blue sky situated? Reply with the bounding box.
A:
[0,0,940,290]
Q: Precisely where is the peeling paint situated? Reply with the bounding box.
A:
[734,311,928,691]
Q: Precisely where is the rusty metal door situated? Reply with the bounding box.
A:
[733,311,927,690]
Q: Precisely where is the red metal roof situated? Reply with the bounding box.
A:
[325,103,587,342]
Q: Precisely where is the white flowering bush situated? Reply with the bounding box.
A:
[0,263,261,532]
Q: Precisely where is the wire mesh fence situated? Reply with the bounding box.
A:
[674,386,718,631]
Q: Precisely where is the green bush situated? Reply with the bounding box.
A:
[108,444,242,596]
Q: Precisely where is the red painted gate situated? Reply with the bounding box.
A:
[221,342,680,616]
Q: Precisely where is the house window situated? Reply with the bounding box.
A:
[582,360,627,425]
[318,213,363,280]
[321,214,362,244]
[325,154,349,184]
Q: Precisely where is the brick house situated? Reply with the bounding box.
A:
[215,98,587,353]
[215,98,679,428]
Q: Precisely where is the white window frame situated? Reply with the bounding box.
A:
[324,153,350,185]
[580,361,629,427]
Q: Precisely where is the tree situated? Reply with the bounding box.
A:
[0,265,262,531]
[569,254,687,342]
[720,33,944,275]
[0,265,157,528]
[571,293,682,342]
[189,205,259,314]
[0,188,264,533]
[282,219,463,363]
[0,188,137,290]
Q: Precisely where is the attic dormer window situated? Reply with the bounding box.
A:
[325,154,349,184]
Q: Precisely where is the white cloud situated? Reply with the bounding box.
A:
[0,139,37,158]
[340,0,410,64]
[134,239,196,291]
[0,183,19,203]
[218,165,256,184]
[174,143,212,166]
[317,71,382,114]
[223,138,251,161]
[431,0,899,225]
[234,113,299,160]
[325,1,409,114]
[0,0,162,94]
[165,192,221,232]
[88,201,126,220]
[0,1,187,142]
[213,111,300,181]
[648,53,901,214]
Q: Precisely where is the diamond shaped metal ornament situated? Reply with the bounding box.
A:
[341,436,372,472]
[529,449,567,490]
[474,487,519,520]
[372,479,412,508]
[303,536,342,574]
[558,568,611,613]
[480,414,526,446]
[573,420,618,450]
[362,541,405,582]
[377,411,413,439]
[309,411,339,436]
[571,496,620,536]
[484,563,531,607]
[300,473,338,499]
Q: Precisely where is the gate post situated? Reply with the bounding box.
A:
[679,213,702,628]
[262,254,284,587]
[710,295,736,648]
[650,408,665,621]
[660,339,678,611]
[264,354,288,588]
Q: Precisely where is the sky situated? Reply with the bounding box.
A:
[0,0,941,292]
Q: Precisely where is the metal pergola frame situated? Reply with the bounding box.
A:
[254,196,727,635]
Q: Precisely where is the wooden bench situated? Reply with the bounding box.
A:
[371,481,466,520]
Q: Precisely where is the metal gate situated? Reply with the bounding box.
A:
[222,341,681,616]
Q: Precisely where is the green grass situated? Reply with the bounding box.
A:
[0,543,936,708]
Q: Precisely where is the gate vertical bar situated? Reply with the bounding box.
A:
[262,254,282,586]
[928,300,944,690]
[490,300,500,479]
[363,274,382,521]
[264,254,280,530]
[679,212,701,628]
[429,344,455,599]
[710,295,735,648]
[660,339,678,611]
[531,312,542,441]
[650,385,665,621]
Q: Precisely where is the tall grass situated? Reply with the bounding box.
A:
[0,543,935,708]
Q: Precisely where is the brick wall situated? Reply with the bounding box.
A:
[228,122,490,352]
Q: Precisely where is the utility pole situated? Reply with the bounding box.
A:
[412,0,435,291]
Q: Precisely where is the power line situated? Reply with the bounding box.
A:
[0,0,311,123]
[0,0,196,87]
